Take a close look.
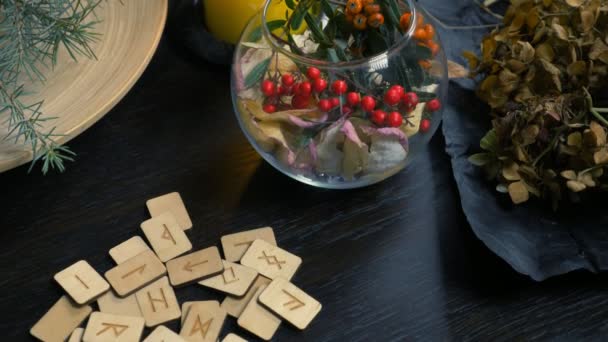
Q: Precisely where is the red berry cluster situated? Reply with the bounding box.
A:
[261,67,329,113]
[369,85,419,128]
[260,66,441,133]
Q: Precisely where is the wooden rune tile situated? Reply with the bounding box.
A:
[82,312,145,342]
[54,260,110,304]
[240,239,301,280]
[146,192,193,230]
[166,247,223,287]
[236,285,281,341]
[142,325,186,342]
[141,212,192,262]
[221,276,271,318]
[220,227,276,262]
[221,333,247,342]
[258,277,322,330]
[105,250,166,297]
[135,277,181,327]
[67,327,84,342]
[109,236,150,264]
[30,296,92,342]
[97,290,142,318]
[199,260,258,296]
[179,301,227,342]
[181,301,219,325]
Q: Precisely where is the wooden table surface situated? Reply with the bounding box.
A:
[3,22,608,342]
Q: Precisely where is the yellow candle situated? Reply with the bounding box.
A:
[203,0,289,44]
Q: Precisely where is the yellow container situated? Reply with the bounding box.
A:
[203,0,289,44]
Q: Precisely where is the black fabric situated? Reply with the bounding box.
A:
[427,0,608,280]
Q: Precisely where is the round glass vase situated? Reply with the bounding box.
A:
[231,0,447,189]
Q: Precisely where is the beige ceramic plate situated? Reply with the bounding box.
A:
[0,0,167,172]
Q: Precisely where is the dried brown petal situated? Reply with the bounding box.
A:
[589,121,607,146]
[508,181,529,204]
[589,38,608,63]
[499,68,519,92]
[567,180,587,192]
[580,9,596,32]
[502,162,521,180]
[594,149,608,164]
[462,50,479,70]
[536,43,555,61]
[526,8,540,30]
[565,0,585,7]
[521,125,540,145]
[514,42,536,63]
[551,23,569,40]
[584,128,602,147]
[567,61,587,76]
[578,172,596,187]
[567,132,583,147]
[561,170,577,180]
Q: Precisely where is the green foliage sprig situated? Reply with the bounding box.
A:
[0,0,101,173]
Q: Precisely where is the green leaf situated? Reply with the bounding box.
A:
[285,0,296,10]
[416,91,436,102]
[291,2,308,30]
[304,12,332,46]
[245,58,271,88]
[480,129,498,152]
[378,0,400,32]
[469,153,494,166]
[320,0,334,18]
[323,19,337,41]
[249,20,287,42]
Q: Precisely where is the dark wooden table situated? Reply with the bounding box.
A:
[3,23,608,342]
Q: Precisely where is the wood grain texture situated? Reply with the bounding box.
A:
[5,3,608,340]
[0,0,167,172]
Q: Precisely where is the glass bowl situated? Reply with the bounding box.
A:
[231,0,447,189]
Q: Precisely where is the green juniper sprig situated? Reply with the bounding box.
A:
[0,0,101,173]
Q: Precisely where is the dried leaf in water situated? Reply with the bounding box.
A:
[341,121,369,181]
[315,121,344,175]
[508,181,529,204]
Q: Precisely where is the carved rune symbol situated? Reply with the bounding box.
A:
[74,274,89,289]
[258,251,286,270]
[190,314,213,338]
[221,267,239,284]
[147,288,169,312]
[96,322,129,337]
[282,290,305,310]
[234,240,253,248]
[161,224,176,245]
